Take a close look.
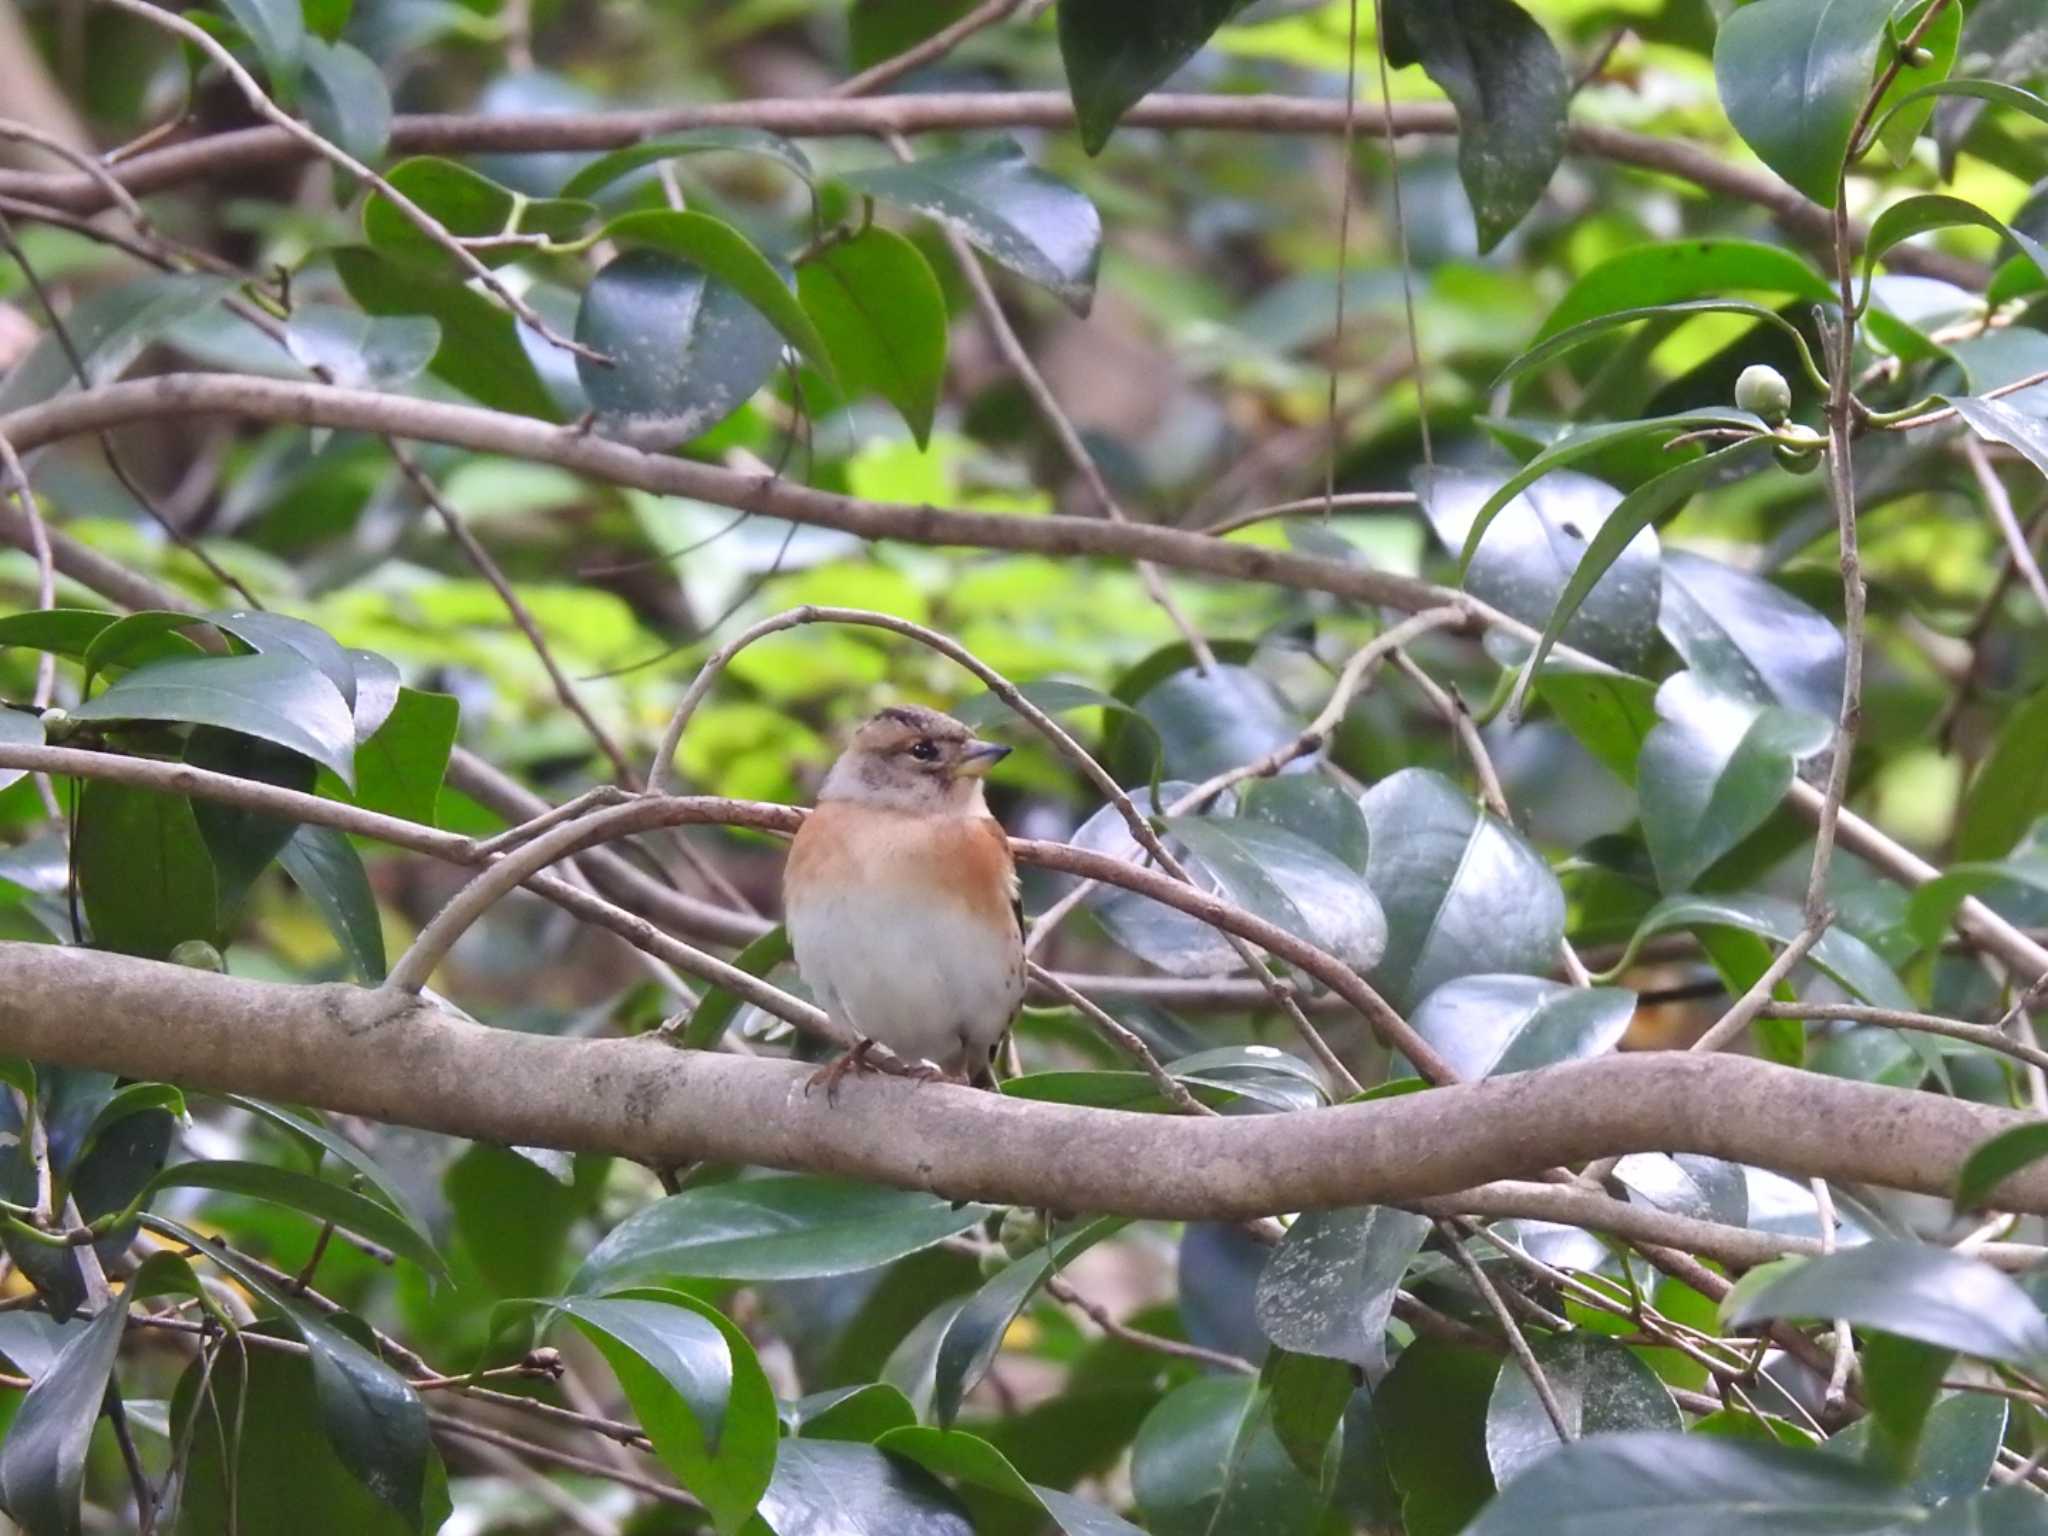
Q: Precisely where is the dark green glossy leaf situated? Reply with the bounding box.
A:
[1713,0,1896,206]
[1958,1120,2048,1211]
[1534,670,1658,785]
[0,610,122,659]
[143,1159,448,1281]
[78,611,209,690]
[1869,1,1963,161]
[1162,815,1386,972]
[572,1175,994,1290]
[169,1323,452,1536]
[798,225,948,446]
[364,158,594,269]
[185,724,317,912]
[278,823,385,982]
[1864,196,2048,300]
[1419,466,1661,674]
[346,651,401,741]
[560,128,814,199]
[1659,549,1845,718]
[1239,775,1371,873]
[72,652,357,786]
[0,274,236,412]
[682,925,792,1050]
[1497,300,1823,392]
[1261,1348,1350,1487]
[1254,1205,1427,1373]
[1613,1153,1749,1229]
[1466,1430,1912,1534]
[1605,892,1913,1012]
[1456,411,1765,570]
[575,248,783,447]
[1905,850,2048,949]
[1055,0,1246,155]
[1408,974,1636,1080]
[1383,0,1569,251]
[1132,1375,1329,1536]
[552,1290,775,1534]
[1832,1382,2007,1506]
[212,0,304,94]
[1951,683,2048,861]
[333,247,559,420]
[222,1096,422,1230]
[788,1382,919,1442]
[881,1423,1147,1533]
[838,138,1101,314]
[301,40,391,164]
[1727,1240,2048,1369]
[755,1436,973,1535]
[1902,76,2048,178]
[1839,1331,1954,1480]
[351,687,457,827]
[1638,672,1834,892]
[1485,1335,1680,1487]
[1376,1338,1499,1536]
[605,209,833,378]
[1359,768,1565,1012]
[75,780,218,959]
[1532,241,1832,342]
[0,1285,124,1536]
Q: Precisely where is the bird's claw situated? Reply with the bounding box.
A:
[804,1041,947,1103]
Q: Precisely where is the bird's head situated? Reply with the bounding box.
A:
[817,704,1011,814]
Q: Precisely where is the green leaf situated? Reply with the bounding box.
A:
[571,1175,995,1290]
[212,0,304,94]
[1132,1375,1331,1536]
[152,1216,436,1529]
[1604,892,1914,1011]
[169,1323,452,1536]
[1863,195,2048,303]
[1828,1383,2007,1504]
[787,1382,919,1441]
[0,609,123,659]
[1376,1339,1499,1536]
[681,925,792,1050]
[1727,1240,2048,1370]
[604,209,834,379]
[1835,1332,1953,1479]
[1497,300,1826,393]
[284,305,439,392]
[838,138,1102,315]
[0,710,43,794]
[1466,1431,1912,1534]
[1383,0,1570,251]
[346,651,401,740]
[351,687,457,827]
[1162,815,1386,972]
[1408,975,1637,1079]
[0,1286,125,1536]
[1638,673,1834,892]
[1359,768,1565,1011]
[1531,241,1833,342]
[75,780,219,959]
[221,1097,423,1232]
[1254,1205,1428,1373]
[1261,1348,1350,1487]
[78,611,209,692]
[185,725,317,912]
[1658,550,1845,719]
[333,247,559,420]
[301,40,391,164]
[755,1437,973,1535]
[1873,78,2048,168]
[0,274,236,412]
[1951,680,2048,860]
[1713,0,1897,206]
[1455,410,1765,570]
[142,1159,448,1282]
[559,129,814,199]
[550,1291,776,1535]
[72,652,357,787]
[1957,1121,2048,1211]
[1870,1,1963,162]
[278,823,387,982]
[1240,776,1371,873]
[1534,671,1658,784]
[365,158,594,269]
[575,248,783,447]
[879,1424,1148,1534]
[1905,851,2048,949]
[1484,1335,1680,1487]
[1055,0,1247,155]
[798,225,948,447]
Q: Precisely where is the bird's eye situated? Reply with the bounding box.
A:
[907,739,939,762]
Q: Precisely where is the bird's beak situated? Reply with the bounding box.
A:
[956,740,1012,777]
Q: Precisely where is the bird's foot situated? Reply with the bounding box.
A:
[804,1040,944,1103]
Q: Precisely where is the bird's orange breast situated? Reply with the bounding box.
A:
[787,802,1017,929]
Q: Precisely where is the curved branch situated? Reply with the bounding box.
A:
[0,93,1986,287]
[0,942,2040,1221]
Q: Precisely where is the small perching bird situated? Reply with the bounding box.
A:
[783,704,1024,1099]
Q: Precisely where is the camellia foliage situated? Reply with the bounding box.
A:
[1,0,2048,1531]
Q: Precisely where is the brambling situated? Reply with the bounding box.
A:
[784,704,1023,1098]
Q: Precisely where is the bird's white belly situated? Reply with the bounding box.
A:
[787,880,1021,1069]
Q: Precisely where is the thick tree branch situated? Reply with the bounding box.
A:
[1,942,2042,1221]
[0,94,1986,286]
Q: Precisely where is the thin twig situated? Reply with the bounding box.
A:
[1963,437,2048,620]
[1374,0,1433,468]
[1323,0,1364,517]
[430,1416,699,1509]
[1439,1221,1572,1442]
[831,0,1022,98]
[1760,1000,2048,1075]
[1200,490,1418,537]
[1810,1177,1856,1412]
[1043,1273,1255,1373]
[1027,965,1215,1116]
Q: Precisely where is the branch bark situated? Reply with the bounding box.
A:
[1,942,2041,1220]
